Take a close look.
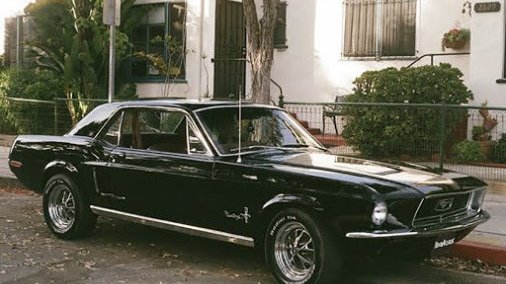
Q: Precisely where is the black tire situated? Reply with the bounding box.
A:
[265,208,342,284]
[42,174,96,239]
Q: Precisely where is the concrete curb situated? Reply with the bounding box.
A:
[451,240,506,265]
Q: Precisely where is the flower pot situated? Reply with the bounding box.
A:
[444,40,466,50]
[478,140,494,160]
[479,108,489,117]
[483,117,498,131]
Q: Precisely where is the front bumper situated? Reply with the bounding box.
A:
[346,210,490,239]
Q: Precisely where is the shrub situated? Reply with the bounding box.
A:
[0,69,64,100]
[0,69,65,134]
[452,140,485,163]
[0,98,18,134]
[493,134,506,163]
[0,55,6,72]
[342,63,472,158]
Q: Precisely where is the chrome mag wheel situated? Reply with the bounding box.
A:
[274,221,316,283]
[47,184,76,233]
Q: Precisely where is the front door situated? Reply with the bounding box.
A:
[94,107,214,222]
[214,0,246,100]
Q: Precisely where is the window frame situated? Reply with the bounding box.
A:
[98,111,125,147]
[96,106,213,157]
[342,0,418,60]
[129,2,188,83]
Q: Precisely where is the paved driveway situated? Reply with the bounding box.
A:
[1,191,505,284]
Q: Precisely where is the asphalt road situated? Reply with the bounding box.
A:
[1,192,505,284]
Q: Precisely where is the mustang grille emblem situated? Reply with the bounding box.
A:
[435,198,454,212]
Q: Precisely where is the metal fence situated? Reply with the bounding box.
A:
[284,102,506,182]
[0,97,107,136]
[1,97,505,182]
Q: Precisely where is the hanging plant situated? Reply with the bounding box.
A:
[442,28,470,50]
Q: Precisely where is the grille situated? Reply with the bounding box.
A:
[413,192,472,227]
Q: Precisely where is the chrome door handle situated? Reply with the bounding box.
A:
[242,174,258,181]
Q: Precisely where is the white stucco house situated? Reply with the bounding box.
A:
[131,0,505,107]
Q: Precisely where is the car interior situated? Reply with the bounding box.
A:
[104,109,205,155]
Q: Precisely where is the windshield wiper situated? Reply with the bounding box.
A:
[281,143,328,151]
[229,145,290,153]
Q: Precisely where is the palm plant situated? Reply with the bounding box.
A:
[26,0,148,123]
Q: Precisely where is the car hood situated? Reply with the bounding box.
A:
[244,151,486,195]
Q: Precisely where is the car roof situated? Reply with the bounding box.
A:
[68,99,282,138]
[109,99,280,111]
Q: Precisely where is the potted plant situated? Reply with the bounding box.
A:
[442,28,470,50]
[471,126,490,142]
[471,103,498,159]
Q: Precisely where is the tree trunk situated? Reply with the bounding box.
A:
[243,0,279,104]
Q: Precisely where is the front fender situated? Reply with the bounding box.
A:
[262,193,323,212]
[252,193,329,244]
[41,160,80,189]
[44,160,79,175]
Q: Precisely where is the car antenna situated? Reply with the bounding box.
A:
[237,86,242,163]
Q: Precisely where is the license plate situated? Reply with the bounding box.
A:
[433,236,455,250]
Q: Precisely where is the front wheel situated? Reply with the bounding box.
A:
[265,209,342,284]
[43,174,96,239]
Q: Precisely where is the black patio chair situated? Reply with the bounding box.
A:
[322,95,346,135]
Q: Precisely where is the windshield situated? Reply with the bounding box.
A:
[197,107,324,155]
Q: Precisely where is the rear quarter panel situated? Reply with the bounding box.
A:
[9,135,97,193]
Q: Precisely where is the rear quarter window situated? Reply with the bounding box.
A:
[67,104,119,138]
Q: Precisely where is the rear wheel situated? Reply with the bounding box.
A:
[265,208,342,284]
[43,174,96,239]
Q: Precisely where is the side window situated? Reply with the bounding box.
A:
[101,108,209,155]
[188,124,207,154]
[102,112,123,146]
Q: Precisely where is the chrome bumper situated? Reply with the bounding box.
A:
[346,210,490,239]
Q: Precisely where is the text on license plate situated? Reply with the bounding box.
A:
[434,238,455,249]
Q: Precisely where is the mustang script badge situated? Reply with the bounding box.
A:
[224,207,251,224]
[435,198,454,212]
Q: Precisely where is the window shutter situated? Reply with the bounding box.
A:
[274,2,288,49]
[343,0,416,58]
[343,0,377,57]
[381,0,416,57]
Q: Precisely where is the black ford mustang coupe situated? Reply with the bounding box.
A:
[9,100,489,283]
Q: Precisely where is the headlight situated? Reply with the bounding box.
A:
[470,188,487,211]
[372,202,388,225]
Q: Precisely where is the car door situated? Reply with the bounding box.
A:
[89,109,128,209]
[102,107,214,222]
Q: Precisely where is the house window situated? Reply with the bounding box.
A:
[131,2,187,82]
[343,0,417,58]
[274,2,288,49]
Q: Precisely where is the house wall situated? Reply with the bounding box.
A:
[271,0,472,103]
[134,0,504,107]
[469,0,506,107]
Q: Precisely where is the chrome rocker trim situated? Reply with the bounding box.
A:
[90,205,255,247]
[346,210,490,239]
